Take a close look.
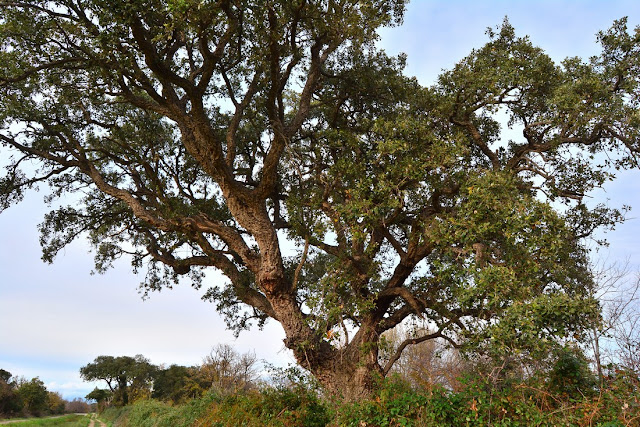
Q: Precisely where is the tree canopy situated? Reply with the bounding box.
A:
[15,377,48,415]
[80,355,155,405]
[1,0,640,398]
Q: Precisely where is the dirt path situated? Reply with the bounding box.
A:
[88,413,107,427]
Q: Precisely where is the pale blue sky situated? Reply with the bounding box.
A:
[1,1,639,400]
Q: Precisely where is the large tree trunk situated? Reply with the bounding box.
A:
[311,353,383,401]
[290,323,383,401]
[261,276,386,400]
[117,378,129,406]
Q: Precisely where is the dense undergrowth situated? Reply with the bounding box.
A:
[99,368,639,427]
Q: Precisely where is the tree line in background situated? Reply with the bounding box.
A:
[0,369,91,419]
[80,344,258,408]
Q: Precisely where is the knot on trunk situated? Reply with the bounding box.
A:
[261,277,280,295]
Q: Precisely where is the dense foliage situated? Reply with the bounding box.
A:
[99,364,640,426]
[2,0,640,397]
[80,355,156,406]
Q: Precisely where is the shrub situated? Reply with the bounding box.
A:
[547,346,597,398]
[95,364,640,427]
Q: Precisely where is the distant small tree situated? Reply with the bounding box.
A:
[199,344,258,393]
[80,355,156,406]
[613,306,640,375]
[85,388,111,412]
[65,397,91,414]
[587,263,640,380]
[46,391,66,414]
[152,364,197,403]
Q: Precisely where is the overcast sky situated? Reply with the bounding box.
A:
[1,0,640,400]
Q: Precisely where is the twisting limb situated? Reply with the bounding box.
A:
[382,322,454,375]
[292,236,310,290]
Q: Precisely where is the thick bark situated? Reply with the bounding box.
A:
[295,324,383,400]
[313,357,382,401]
[313,349,383,400]
[117,378,128,406]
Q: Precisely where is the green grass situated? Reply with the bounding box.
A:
[0,414,91,426]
